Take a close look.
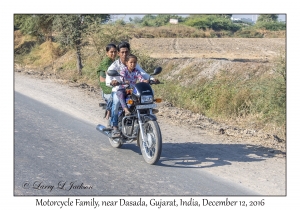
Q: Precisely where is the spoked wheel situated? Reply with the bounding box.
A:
[138,121,162,165]
[109,137,123,148]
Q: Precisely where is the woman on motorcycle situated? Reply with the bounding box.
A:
[97,43,117,121]
[116,54,148,116]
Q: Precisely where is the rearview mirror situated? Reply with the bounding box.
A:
[151,67,162,76]
[107,70,120,77]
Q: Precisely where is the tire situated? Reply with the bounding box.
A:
[108,112,124,148]
[109,137,123,148]
[138,121,162,165]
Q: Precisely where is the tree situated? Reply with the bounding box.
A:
[14,14,54,42]
[142,14,156,21]
[115,19,126,25]
[255,14,285,31]
[217,14,232,19]
[35,15,55,41]
[52,14,110,75]
[141,15,156,26]
[14,14,31,31]
[257,14,278,22]
[184,15,240,32]
[155,14,184,26]
[132,16,142,24]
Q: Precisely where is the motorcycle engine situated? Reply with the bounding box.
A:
[122,118,139,137]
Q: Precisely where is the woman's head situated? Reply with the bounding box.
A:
[125,54,137,71]
[106,43,117,60]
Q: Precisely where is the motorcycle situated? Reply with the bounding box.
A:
[96,67,163,165]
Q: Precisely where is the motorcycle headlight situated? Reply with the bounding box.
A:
[141,95,153,104]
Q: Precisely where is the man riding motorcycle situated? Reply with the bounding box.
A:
[106,42,159,137]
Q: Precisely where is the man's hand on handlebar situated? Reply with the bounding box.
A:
[150,78,160,84]
[110,80,119,86]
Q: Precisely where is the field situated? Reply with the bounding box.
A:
[130,37,285,60]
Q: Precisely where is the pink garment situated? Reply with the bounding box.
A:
[119,66,145,89]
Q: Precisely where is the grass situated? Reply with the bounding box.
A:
[152,56,286,139]
[14,28,286,140]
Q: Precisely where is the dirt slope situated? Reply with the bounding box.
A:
[130,37,286,148]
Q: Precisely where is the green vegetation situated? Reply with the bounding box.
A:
[183,15,240,32]
[14,14,286,140]
[126,14,285,36]
[152,55,286,139]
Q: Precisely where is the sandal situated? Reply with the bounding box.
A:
[111,130,120,137]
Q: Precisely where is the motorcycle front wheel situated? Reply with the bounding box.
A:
[138,121,162,165]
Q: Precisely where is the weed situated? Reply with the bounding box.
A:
[153,55,286,139]
[14,27,286,140]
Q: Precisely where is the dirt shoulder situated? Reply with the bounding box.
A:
[15,66,285,152]
[14,70,286,195]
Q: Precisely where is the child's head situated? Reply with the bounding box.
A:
[106,43,117,60]
[125,54,137,71]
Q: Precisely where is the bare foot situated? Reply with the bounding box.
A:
[124,108,131,116]
[105,111,110,120]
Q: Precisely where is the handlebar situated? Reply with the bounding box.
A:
[111,80,163,86]
[149,80,163,85]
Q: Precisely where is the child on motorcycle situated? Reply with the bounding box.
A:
[116,54,149,116]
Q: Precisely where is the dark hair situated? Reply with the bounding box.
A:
[117,42,130,52]
[106,43,117,52]
[125,54,137,62]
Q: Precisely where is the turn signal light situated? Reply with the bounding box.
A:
[154,98,162,103]
[127,99,134,105]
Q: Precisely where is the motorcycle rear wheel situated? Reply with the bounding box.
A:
[138,121,162,165]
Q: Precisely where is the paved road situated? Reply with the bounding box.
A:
[14,91,257,196]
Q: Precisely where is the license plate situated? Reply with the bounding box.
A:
[136,104,157,109]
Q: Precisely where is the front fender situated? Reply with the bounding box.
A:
[143,114,157,122]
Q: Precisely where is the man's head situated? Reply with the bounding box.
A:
[117,42,130,63]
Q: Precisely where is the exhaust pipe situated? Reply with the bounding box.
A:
[96,124,111,137]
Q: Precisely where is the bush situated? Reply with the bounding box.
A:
[184,15,241,32]
[130,49,157,74]
[152,55,286,132]
[255,22,286,31]
[234,29,264,38]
